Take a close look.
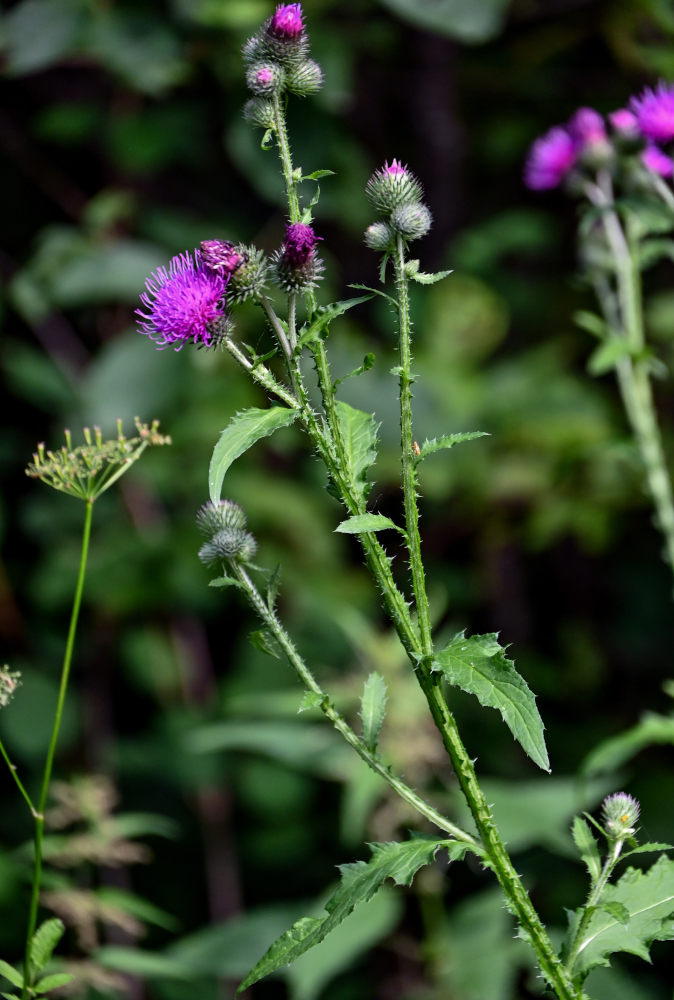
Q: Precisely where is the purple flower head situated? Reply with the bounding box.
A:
[524,126,577,190]
[642,143,674,178]
[282,222,320,265]
[609,108,639,134]
[200,240,245,276]
[269,3,304,39]
[136,251,227,351]
[384,158,407,175]
[568,107,606,146]
[630,81,674,142]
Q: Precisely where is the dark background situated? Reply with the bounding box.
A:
[1,1,674,998]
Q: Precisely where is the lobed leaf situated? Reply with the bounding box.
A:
[30,919,65,975]
[415,431,488,465]
[248,628,281,659]
[359,673,388,752]
[208,406,298,503]
[238,837,466,991]
[566,855,674,979]
[432,631,549,771]
[408,268,453,284]
[335,401,379,502]
[335,514,401,535]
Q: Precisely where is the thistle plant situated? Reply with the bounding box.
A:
[525,86,674,590]
[132,6,674,997]
[0,420,169,1000]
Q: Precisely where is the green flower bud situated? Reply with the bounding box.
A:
[365,159,424,214]
[390,201,432,241]
[364,221,394,252]
[602,792,640,839]
[246,61,285,97]
[285,59,323,97]
[243,97,276,130]
[227,245,268,304]
[198,527,257,565]
[197,500,246,537]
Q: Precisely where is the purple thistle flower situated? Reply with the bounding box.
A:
[642,143,674,178]
[136,251,227,350]
[630,81,674,142]
[609,108,639,134]
[568,107,606,145]
[524,126,577,190]
[282,222,319,265]
[200,240,245,276]
[384,158,407,175]
[269,3,304,38]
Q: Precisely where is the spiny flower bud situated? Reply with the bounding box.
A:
[366,159,424,214]
[272,222,324,293]
[200,240,245,277]
[390,201,432,241]
[364,220,395,251]
[0,667,20,709]
[196,500,246,537]
[243,97,276,130]
[227,245,268,304]
[246,61,285,97]
[242,35,264,66]
[285,59,323,97]
[198,527,258,565]
[602,792,640,839]
[269,3,304,39]
[260,4,310,67]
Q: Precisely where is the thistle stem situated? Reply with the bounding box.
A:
[565,838,625,974]
[230,561,478,847]
[272,94,300,223]
[22,498,93,999]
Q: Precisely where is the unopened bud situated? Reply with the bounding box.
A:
[366,159,424,214]
[286,59,323,97]
[602,792,640,839]
[197,500,247,537]
[227,246,268,304]
[364,221,394,252]
[390,201,432,241]
[243,97,276,131]
[246,61,285,97]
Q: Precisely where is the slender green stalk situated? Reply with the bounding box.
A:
[22,499,93,999]
[230,561,478,847]
[564,838,625,974]
[0,738,36,816]
[586,175,674,586]
[272,94,300,222]
[223,335,298,409]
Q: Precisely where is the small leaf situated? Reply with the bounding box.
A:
[35,973,74,993]
[574,310,608,339]
[360,673,388,753]
[348,283,398,308]
[408,268,453,285]
[597,901,631,927]
[622,842,674,858]
[335,514,401,535]
[261,128,274,150]
[333,353,375,389]
[266,564,282,612]
[209,406,298,503]
[416,431,488,465]
[238,837,463,991]
[572,816,602,883]
[432,631,549,771]
[298,691,324,714]
[302,170,335,181]
[297,295,373,348]
[249,629,281,659]
[0,963,23,989]
[30,919,65,975]
[587,338,632,376]
[335,402,379,503]
[378,253,389,283]
[208,576,242,589]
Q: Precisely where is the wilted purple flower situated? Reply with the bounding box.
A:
[524,126,577,190]
[609,108,639,134]
[630,81,674,142]
[642,143,674,178]
[200,240,245,275]
[568,107,606,145]
[282,222,319,265]
[269,3,304,38]
[136,251,227,350]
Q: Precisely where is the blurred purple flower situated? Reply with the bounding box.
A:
[569,107,606,145]
[609,108,639,134]
[269,3,304,38]
[642,143,674,178]
[524,126,577,190]
[282,222,320,265]
[630,82,674,142]
[136,251,227,350]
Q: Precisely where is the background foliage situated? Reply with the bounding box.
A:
[2,0,674,997]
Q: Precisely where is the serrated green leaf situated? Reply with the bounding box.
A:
[208,406,298,503]
[567,855,674,978]
[597,901,630,927]
[249,629,281,659]
[572,816,601,883]
[0,962,23,989]
[238,837,464,991]
[360,673,388,753]
[587,338,632,376]
[30,919,65,975]
[335,514,401,535]
[298,691,324,714]
[408,268,453,285]
[297,295,373,348]
[432,631,549,771]
[208,575,242,589]
[35,972,74,993]
[416,431,488,465]
[302,169,335,181]
[335,402,379,502]
[623,842,674,858]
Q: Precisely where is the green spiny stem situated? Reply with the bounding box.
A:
[0,737,36,816]
[393,235,433,656]
[272,94,300,223]
[564,837,625,975]
[586,176,674,587]
[22,499,93,1000]
[223,335,299,410]
[230,560,478,847]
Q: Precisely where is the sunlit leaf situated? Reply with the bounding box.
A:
[209,406,299,503]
